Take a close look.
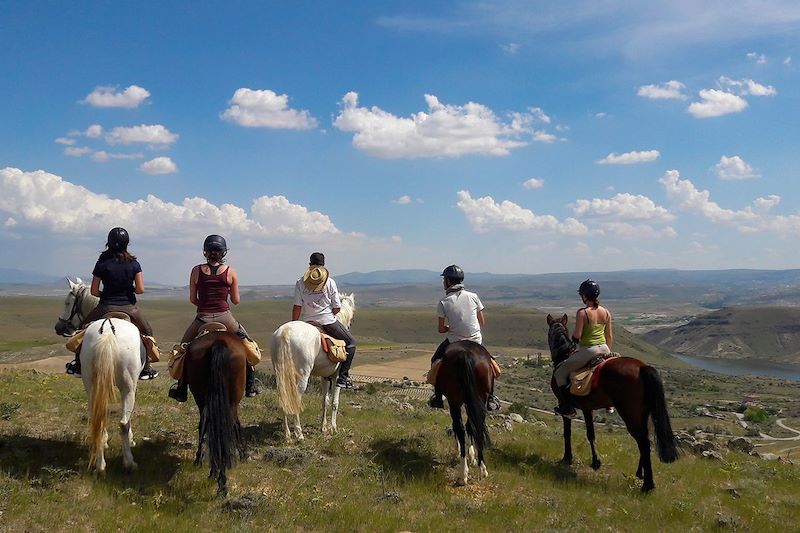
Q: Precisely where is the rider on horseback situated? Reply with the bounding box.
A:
[428,265,501,411]
[553,279,613,418]
[292,252,358,389]
[65,227,159,380]
[168,235,261,402]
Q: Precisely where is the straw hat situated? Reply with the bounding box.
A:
[303,266,329,291]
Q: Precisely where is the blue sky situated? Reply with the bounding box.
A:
[1,1,799,285]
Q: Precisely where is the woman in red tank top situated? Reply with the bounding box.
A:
[168,235,260,401]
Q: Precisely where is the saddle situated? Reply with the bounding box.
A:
[168,322,262,380]
[426,355,502,386]
[65,312,160,363]
[569,352,620,396]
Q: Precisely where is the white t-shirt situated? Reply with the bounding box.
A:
[437,289,484,343]
[294,277,341,325]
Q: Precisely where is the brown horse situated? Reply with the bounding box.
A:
[435,340,494,486]
[185,331,247,495]
[546,314,678,492]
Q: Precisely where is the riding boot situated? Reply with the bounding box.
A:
[139,360,159,380]
[335,347,356,389]
[65,356,81,376]
[168,380,188,402]
[246,364,261,397]
[554,384,577,418]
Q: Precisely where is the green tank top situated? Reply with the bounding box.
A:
[579,324,606,346]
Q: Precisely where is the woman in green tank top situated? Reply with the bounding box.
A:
[553,279,613,418]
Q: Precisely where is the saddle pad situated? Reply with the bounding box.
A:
[102,311,131,321]
[320,333,347,363]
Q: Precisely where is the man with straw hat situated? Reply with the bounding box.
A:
[292,252,358,389]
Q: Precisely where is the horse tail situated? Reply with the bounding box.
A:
[458,353,491,449]
[641,365,678,463]
[204,339,240,490]
[272,327,303,415]
[88,328,118,468]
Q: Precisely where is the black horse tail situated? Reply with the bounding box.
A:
[204,339,240,492]
[458,353,491,449]
[641,365,678,463]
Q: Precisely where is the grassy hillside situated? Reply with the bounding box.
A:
[1,370,799,531]
[644,306,800,364]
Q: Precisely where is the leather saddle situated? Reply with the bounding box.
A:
[102,311,131,321]
[569,352,620,396]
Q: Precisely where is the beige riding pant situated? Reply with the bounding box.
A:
[554,343,610,387]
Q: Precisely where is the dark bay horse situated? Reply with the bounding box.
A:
[546,314,678,492]
[435,340,493,486]
[185,331,247,494]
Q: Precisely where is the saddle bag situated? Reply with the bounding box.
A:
[320,333,347,363]
[569,352,620,396]
[65,328,86,353]
[168,343,187,380]
[242,337,262,366]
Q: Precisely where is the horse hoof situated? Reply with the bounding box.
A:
[559,457,573,466]
[636,471,644,480]
[125,461,138,472]
[456,478,467,487]
[591,461,602,471]
[641,483,655,493]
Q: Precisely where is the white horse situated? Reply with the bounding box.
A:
[80,318,144,472]
[270,293,355,442]
[55,278,143,472]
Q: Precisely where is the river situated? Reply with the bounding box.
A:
[672,353,800,382]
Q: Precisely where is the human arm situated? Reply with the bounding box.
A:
[604,309,613,348]
[477,309,486,327]
[133,272,144,294]
[228,266,240,305]
[188,266,199,305]
[90,276,102,297]
[572,308,585,342]
[329,279,341,315]
[292,305,302,321]
[438,316,448,334]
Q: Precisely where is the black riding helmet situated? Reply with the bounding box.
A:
[107,227,130,252]
[203,234,228,257]
[578,279,600,300]
[440,264,465,283]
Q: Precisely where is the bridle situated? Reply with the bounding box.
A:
[548,322,577,367]
[56,285,88,336]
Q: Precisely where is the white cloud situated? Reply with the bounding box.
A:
[501,42,520,54]
[785,56,792,65]
[597,222,677,240]
[4,217,17,228]
[105,124,178,146]
[0,167,341,241]
[597,149,660,165]
[333,92,537,158]
[687,89,748,118]
[64,146,92,157]
[221,88,317,130]
[533,130,558,143]
[659,170,780,226]
[595,112,607,118]
[571,193,674,222]
[456,190,587,235]
[139,157,178,175]
[393,195,412,205]
[747,52,767,64]
[522,178,544,189]
[528,107,551,124]
[637,80,688,100]
[82,85,151,108]
[719,76,776,96]
[85,124,104,138]
[715,155,760,180]
[55,137,75,146]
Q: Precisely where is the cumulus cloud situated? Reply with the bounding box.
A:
[501,42,520,54]
[333,92,551,158]
[91,151,143,163]
[393,195,412,205]
[55,137,75,146]
[82,85,151,108]
[533,131,558,143]
[105,124,178,146]
[719,77,776,96]
[571,193,674,223]
[637,80,688,100]
[221,88,317,130]
[597,222,677,240]
[597,149,660,165]
[0,167,341,241]
[715,155,760,180]
[522,178,544,189]
[64,146,92,157]
[85,124,103,138]
[456,190,587,235]
[659,169,780,226]
[687,89,748,118]
[785,56,792,65]
[747,52,767,64]
[139,157,178,175]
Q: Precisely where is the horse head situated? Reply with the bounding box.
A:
[337,293,356,329]
[546,313,575,366]
[55,277,90,336]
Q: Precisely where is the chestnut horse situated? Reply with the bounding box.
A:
[434,340,493,486]
[185,331,247,495]
[546,314,678,492]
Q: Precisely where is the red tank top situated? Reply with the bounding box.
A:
[196,265,230,313]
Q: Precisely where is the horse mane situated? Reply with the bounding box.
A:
[548,322,575,366]
[77,282,100,310]
[337,293,355,329]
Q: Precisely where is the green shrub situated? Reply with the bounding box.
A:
[743,406,768,423]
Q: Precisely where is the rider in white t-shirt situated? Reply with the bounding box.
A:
[428,265,500,411]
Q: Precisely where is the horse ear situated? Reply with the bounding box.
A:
[546,314,554,325]
[560,314,568,325]
[67,277,75,289]
[76,276,84,285]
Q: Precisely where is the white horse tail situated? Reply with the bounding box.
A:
[88,328,118,468]
[272,327,303,415]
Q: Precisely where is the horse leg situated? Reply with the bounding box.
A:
[283,415,293,443]
[118,384,137,471]
[293,414,304,441]
[321,379,331,434]
[330,381,341,433]
[583,409,601,470]
[636,422,654,492]
[560,416,573,465]
[293,377,309,441]
[465,420,477,467]
[450,405,468,486]
[195,409,206,466]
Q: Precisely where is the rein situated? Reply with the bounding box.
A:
[549,324,577,366]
